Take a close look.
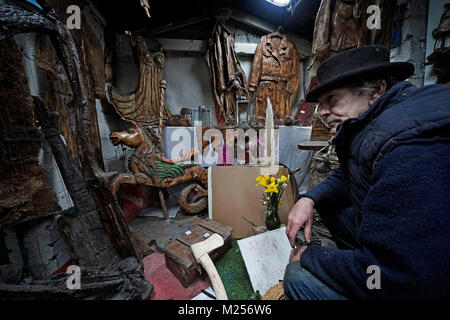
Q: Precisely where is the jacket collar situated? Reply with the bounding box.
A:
[264,32,286,61]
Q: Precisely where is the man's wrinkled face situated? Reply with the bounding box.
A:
[317,87,370,135]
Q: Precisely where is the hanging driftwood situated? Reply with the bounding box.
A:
[0,1,152,299]
[205,23,249,125]
[249,28,300,121]
[310,0,395,66]
[107,35,171,126]
[427,3,450,85]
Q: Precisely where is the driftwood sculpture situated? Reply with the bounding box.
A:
[426,3,450,85]
[109,124,208,214]
[106,34,208,214]
[205,23,249,126]
[0,0,151,299]
[107,35,171,125]
[249,28,300,121]
[311,0,395,66]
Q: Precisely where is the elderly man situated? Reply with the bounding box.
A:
[283,45,450,300]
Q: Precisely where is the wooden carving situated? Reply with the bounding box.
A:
[249,29,300,121]
[107,35,171,126]
[0,1,153,299]
[432,3,450,39]
[312,0,364,65]
[109,124,208,214]
[311,0,395,65]
[205,23,249,125]
[307,0,395,142]
[426,3,450,85]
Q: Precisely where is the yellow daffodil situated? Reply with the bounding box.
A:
[271,177,276,184]
[280,175,288,183]
[265,183,278,195]
[256,176,267,187]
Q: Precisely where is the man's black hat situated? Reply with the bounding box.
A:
[305,45,415,102]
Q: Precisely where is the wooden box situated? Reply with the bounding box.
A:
[164,219,232,288]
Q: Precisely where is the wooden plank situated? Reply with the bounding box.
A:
[150,15,211,36]
[177,226,211,247]
[156,38,207,53]
[157,39,256,56]
[298,141,329,150]
[235,42,258,56]
[200,220,233,241]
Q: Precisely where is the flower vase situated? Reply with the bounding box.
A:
[264,209,281,230]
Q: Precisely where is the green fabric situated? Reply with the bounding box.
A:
[215,239,258,300]
[154,160,196,182]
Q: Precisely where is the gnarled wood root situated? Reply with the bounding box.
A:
[178,184,208,214]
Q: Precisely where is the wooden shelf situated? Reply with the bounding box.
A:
[298,141,329,150]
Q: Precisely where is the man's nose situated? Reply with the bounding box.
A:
[318,106,330,117]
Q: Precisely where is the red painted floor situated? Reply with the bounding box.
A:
[143,246,212,300]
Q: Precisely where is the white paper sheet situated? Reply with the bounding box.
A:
[238,227,292,296]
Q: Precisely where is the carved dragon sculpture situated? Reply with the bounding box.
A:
[109,123,208,214]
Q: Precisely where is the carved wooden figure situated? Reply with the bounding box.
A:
[427,3,450,85]
[311,0,395,66]
[249,29,300,121]
[107,35,171,126]
[205,23,249,125]
[109,124,208,214]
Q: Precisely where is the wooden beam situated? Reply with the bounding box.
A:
[298,141,329,151]
[157,38,258,56]
[235,42,258,56]
[156,38,207,53]
[150,15,211,37]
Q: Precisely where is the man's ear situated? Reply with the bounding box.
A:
[369,80,387,105]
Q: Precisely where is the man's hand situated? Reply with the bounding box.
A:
[289,245,307,263]
[286,197,315,248]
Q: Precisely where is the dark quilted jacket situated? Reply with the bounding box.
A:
[300,81,450,299]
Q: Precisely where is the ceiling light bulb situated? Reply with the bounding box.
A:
[272,0,291,6]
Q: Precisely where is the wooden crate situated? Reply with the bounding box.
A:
[164,219,232,288]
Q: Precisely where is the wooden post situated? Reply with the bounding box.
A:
[159,190,169,220]
[159,80,167,150]
[158,80,169,220]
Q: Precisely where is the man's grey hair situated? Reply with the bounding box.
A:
[350,79,387,98]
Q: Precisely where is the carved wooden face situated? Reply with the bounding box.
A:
[109,128,143,148]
